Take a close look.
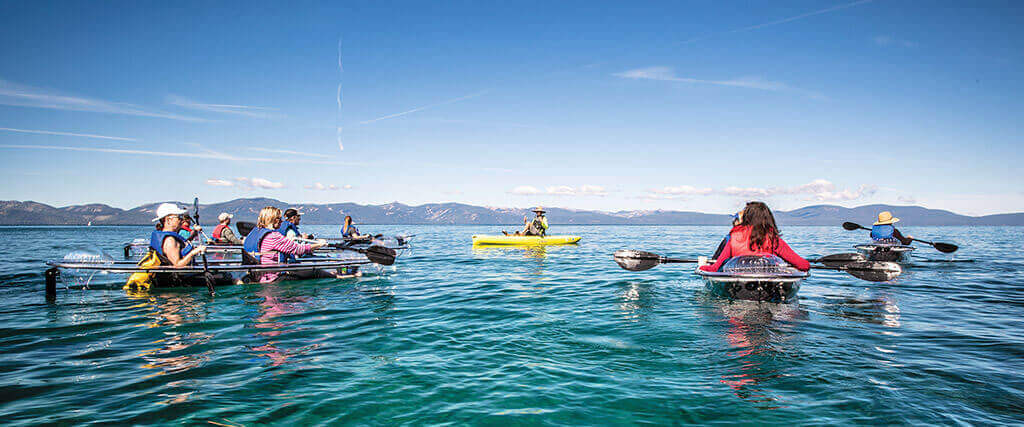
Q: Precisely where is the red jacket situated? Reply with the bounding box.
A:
[700,225,810,272]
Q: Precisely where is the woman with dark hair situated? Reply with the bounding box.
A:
[150,203,207,267]
[699,201,810,272]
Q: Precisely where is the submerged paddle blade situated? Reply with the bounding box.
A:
[845,261,902,282]
[933,242,959,253]
[365,245,397,266]
[613,250,661,271]
[842,222,864,231]
[237,221,256,237]
[815,252,867,267]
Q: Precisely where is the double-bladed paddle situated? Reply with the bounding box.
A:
[842,222,959,253]
[295,238,398,266]
[612,250,901,282]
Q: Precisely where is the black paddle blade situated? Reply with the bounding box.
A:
[815,252,867,267]
[933,242,959,253]
[365,245,397,266]
[613,250,661,271]
[845,261,902,282]
[237,221,256,237]
[842,222,864,231]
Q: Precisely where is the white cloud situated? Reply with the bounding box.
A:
[236,177,285,190]
[651,185,714,197]
[305,182,340,191]
[0,127,137,141]
[511,185,542,195]
[512,185,608,196]
[873,35,917,48]
[614,67,788,91]
[897,195,917,204]
[718,179,877,202]
[0,78,206,122]
[205,179,234,187]
[167,95,281,118]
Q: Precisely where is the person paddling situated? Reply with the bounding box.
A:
[243,207,326,281]
[870,211,913,245]
[341,215,369,240]
[212,212,243,244]
[711,211,743,260]
[150,203,207,267]
[699,201,810,272]
[278,208,313,240]
[504,207,549,236]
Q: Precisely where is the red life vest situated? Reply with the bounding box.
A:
[728,225,775,256]
[212,224,228,241]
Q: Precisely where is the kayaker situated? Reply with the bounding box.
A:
[711,211,743,260]
[278,208,313,240]
[243,206,326,282]
[150,203,207,268]
[504,207,549,236]
[212,212,243,245]
[699,201,810,272]
[870,211,913,245]
[341,215,369,239]
[178,215,203,242]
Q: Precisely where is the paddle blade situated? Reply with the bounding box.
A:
[843,222,864,231]
[933,242,959,253]
[237,221,256,237]
[613,250,661,271]
[815,252,867,267]
[365,245,397,266]
[845,261,902,282]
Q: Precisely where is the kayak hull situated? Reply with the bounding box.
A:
[695,256,808,303]
[472,235,581,246]
[854,244,914,263]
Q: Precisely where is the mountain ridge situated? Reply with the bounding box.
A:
[0,199,1021,226]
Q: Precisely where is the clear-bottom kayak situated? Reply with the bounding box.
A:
[696,255,809,303]
[854,243,915,263]
[471,235,581,245]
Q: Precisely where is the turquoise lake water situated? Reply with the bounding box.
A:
[1,225,1021,425]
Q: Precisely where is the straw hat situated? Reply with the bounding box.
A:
[532,206,546,214]
[874,211,900,225]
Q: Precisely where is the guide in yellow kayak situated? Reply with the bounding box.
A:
[474,206,580,245]
[472,235,582,245]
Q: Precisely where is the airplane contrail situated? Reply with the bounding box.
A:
[358,90,489,125]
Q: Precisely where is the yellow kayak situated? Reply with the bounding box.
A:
[472,235,582,246]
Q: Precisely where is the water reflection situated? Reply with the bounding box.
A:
[248,285,318,367]
[820,292,902,329]
[126,292,213,391]
[710,301,807,409]
[615,281,656,322]
[472,245,548,260]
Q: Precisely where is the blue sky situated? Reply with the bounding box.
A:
[1,1,1021,215]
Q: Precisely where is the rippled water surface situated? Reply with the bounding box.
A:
[1,225,1021,425]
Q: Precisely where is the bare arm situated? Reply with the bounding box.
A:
[162,238,206,267]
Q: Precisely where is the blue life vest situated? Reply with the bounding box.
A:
[276,221,301,263]
[341,224,359,238]
[871,224,895,242]
[243,227,287,263]
[150,230,193,259]
[278,220,300,238]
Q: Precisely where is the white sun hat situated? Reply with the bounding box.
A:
[153,203,188,222]
[218,212,234,222]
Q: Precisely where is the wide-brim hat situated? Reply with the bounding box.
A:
[152,203,188,222]
[532,206,546,213]
[874,211,900,225]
